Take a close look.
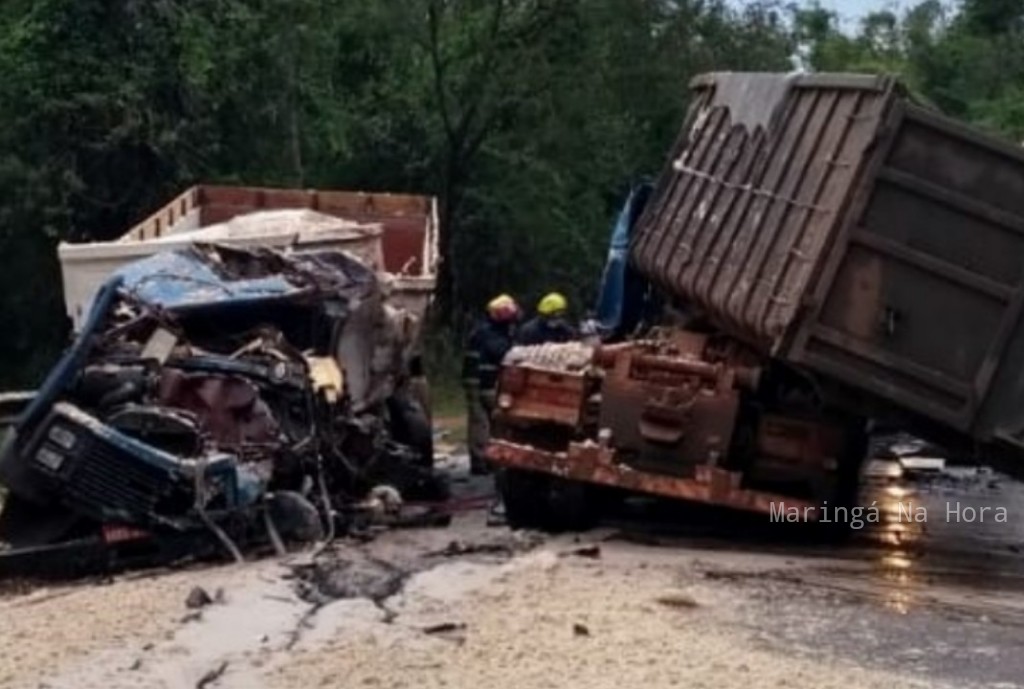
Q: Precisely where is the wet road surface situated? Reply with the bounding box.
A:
[3,452,1024,688]
[596,461,1024,687]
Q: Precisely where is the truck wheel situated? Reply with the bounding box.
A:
[817,422,868,507]
[268,491,324,544]
[387,390,434,468]
[500,469,600,533]
[544,477,601,532]
[813,422,868,542]
[0,494,84,548]
[499,469,551,530]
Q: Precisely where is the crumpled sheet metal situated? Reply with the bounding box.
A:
[111,243,418,413]
[157,369,280,448]
[113,248,298,309]
[112,244,380,313]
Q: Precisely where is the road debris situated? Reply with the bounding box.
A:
[294,552,406,604]
[422,622,466,635]
[195,660,229,689]
[431,540,513,558]
[3,467,1024,688]
[564,545,601,559]
[186,586,215,609]
[654,590,699,609]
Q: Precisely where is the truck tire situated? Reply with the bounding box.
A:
[268,491,325,544]
[0,493,84,548]
[812,421,868,542]
[500,469,600,533]
[500,468,550,530]
[544,476,601,532]
[387,390,434,468]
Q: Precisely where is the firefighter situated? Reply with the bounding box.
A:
[518,292,577,345]
[463,294,520,475]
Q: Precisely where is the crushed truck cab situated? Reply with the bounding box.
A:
[0,188,444,570]
[1,245,441,554]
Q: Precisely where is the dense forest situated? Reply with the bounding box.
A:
[0,0,1022,386]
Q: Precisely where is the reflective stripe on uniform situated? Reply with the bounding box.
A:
[477,363,500,391]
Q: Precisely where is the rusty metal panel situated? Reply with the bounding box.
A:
[486,440,815,516]
[595,343,740,474]
[631,72,896,349]
[790,103,1024,433]
[495,366,588,427]
[635,72,1024,442]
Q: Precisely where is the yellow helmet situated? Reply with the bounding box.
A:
[486,294,519,322]
[537,292,568,317]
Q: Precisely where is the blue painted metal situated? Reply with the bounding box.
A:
[15,277,122,435]
[0,277,122,502]
[49,403,250,507]
[594,183,653,337]
[114,248,300,311]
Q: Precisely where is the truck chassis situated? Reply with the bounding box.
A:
[487,332,865,530]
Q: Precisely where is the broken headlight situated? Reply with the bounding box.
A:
[35,446,66,472]
[47,424,78,450]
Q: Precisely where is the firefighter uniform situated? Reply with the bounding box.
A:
[517,292,577,345]
[463,295,519,474]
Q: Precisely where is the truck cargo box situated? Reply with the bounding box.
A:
[59,185,439,333]
[631,72,1024,450]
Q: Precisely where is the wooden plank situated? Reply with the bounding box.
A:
[123,186,199,241]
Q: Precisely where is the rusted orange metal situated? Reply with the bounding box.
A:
[486,439,815,516]
[496,366,589,428]
[629,72,1024,476]
[488,335,844,517]
[594,339,741,469]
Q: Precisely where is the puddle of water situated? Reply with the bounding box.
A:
[861,467,1023,562]
[826,463,1024,616]
[606,459,1024,617]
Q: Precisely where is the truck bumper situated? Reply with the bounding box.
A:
[486,439,815,517]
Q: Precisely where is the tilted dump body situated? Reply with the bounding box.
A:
[58,185,439,335]
[630,72,1024,456]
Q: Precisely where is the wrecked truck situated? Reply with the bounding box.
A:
[488,72,1024,530]
[0,188,443,574]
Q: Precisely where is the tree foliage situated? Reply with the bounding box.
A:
[795,0,1024,139]
[0,0,1021,385]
